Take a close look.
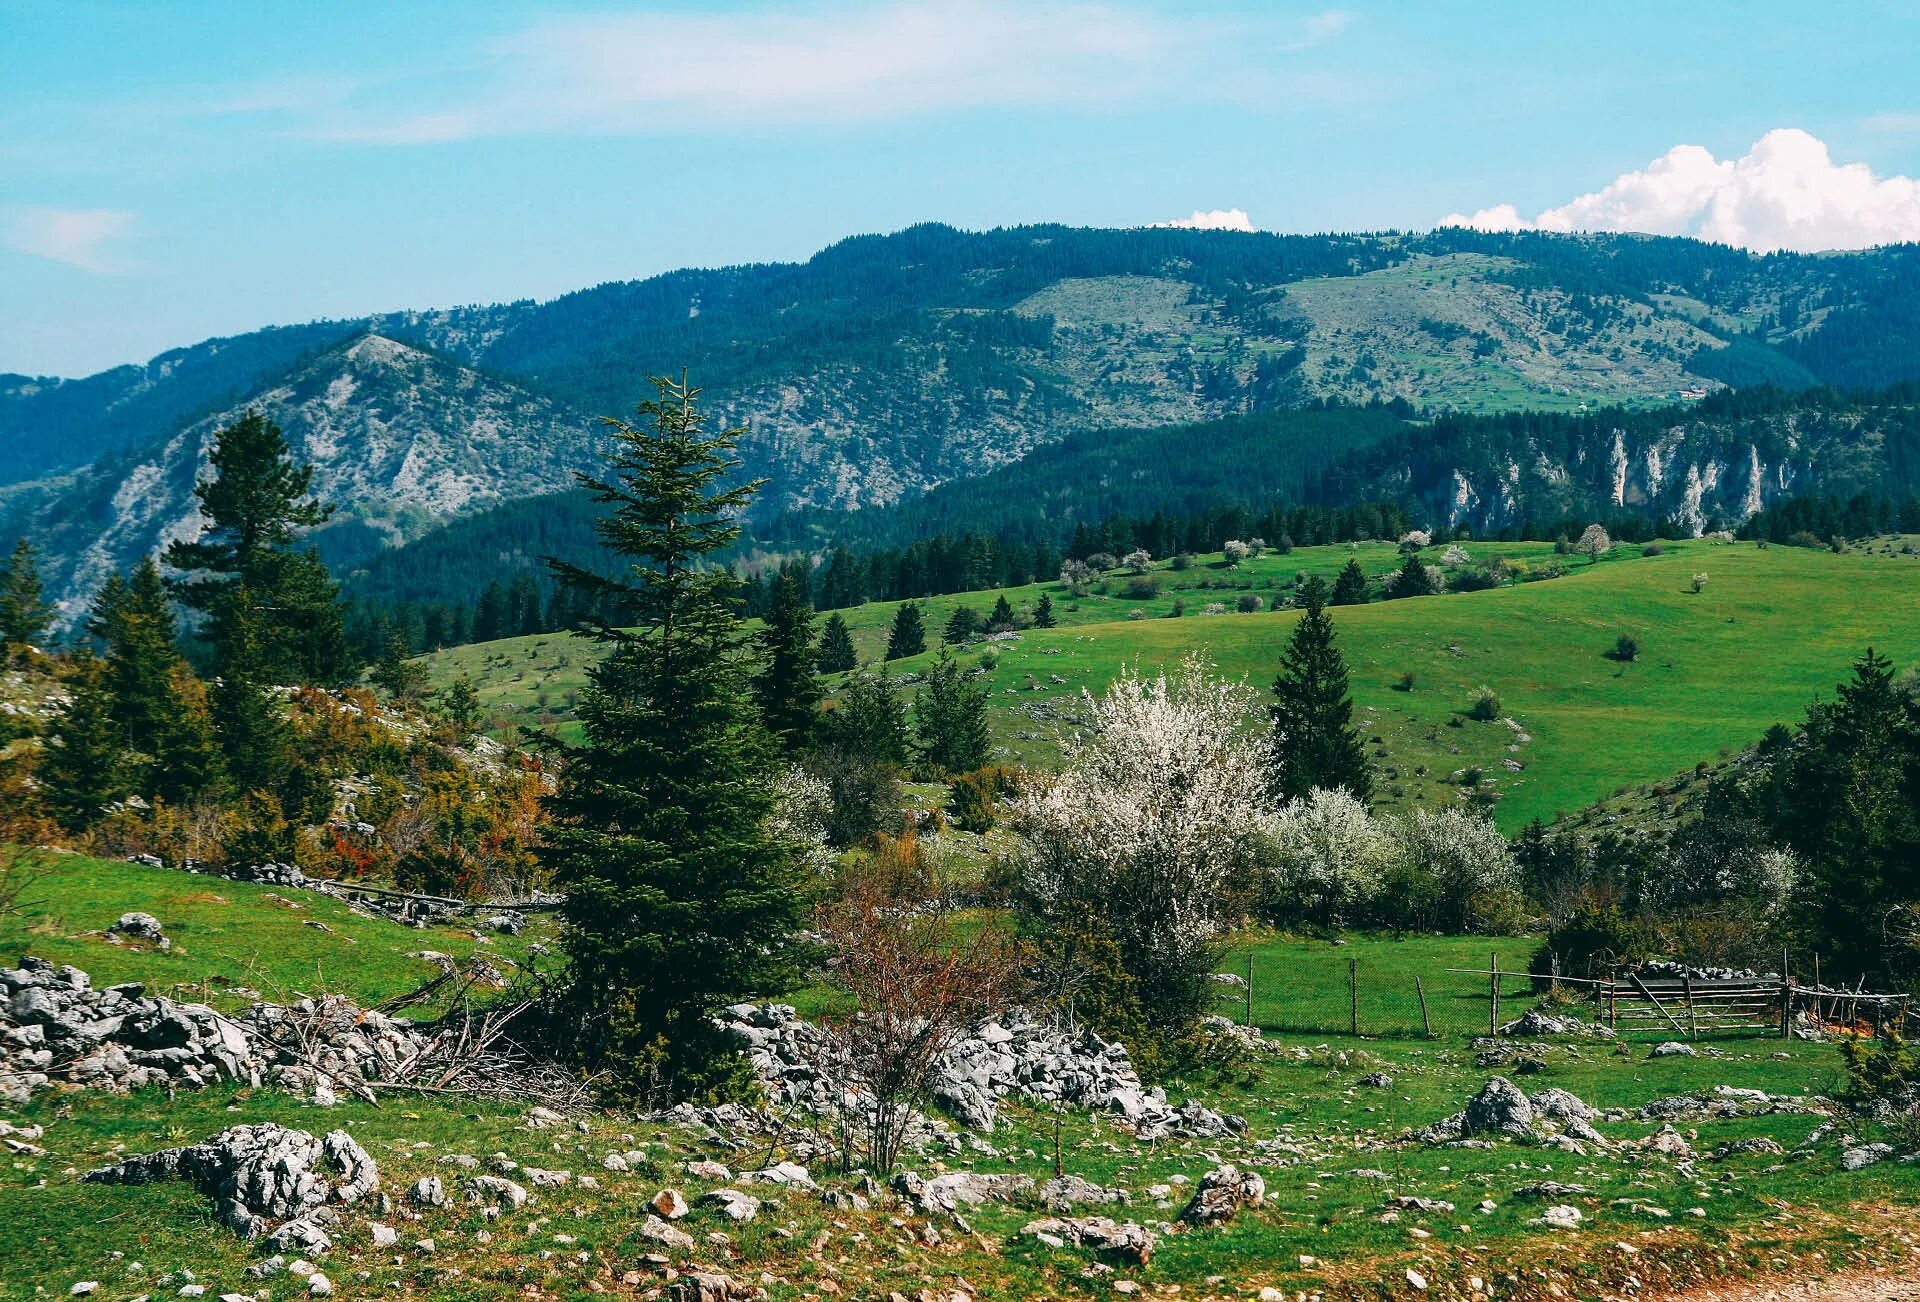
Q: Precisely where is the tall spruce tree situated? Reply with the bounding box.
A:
[1269,576,1372,803]
[885,601,926,660]
[822,666,910,767]
[211,589,293,797]
[1031,591,1057,628]
[86,558,216,801]
[816,612,856,673]
[914,647,992,776]
[754,566,821,751]
[1330,558,1370,606]
[165,410,349,686]
[989,594,1016,631]
[1387,552,1437,599]
[41,654,126,832]
[0,538,52,651]
[942,606,980,645]
[543,374,809,1099]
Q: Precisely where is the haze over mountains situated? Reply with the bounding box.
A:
[6,222,1920,622]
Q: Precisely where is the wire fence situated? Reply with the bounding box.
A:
[1213,946,1547,1042]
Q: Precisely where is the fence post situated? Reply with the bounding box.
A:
[1349,958,1359,1037]
[1813,953,1822,1025]
[1245,951,1254,1028]
[1415,976,1433,1039]
[1684,973,1697,1040]
[1779,948,1792,1040]
[1490,951,1499,1036]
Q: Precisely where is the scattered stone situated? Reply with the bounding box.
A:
[1513,1181,1588,1199]
[1178,1164,1264,1227]
[1022,1216,1157,1265]
[699,1188,762,1222]
[83,1123,377,1242]
[651,1188,690,1220]
[1039,1174,1124,1209]
[892,1170,1033,1215]
[640,1214,696,1252]
[1498,1009,1611,1039]
[369,1223,398,1248]
[408,1176,448,1208]
[463,1175,530,1209]
[111,913,167,943]
[1842,1143,1893,1171]
[1650,1041,1697,1058]
[1538,1204,1584,1229]
[1357,1072,1393,1088]
[738,1161,815,1191]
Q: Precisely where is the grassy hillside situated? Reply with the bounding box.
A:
[4,875,1915,1300]
[426,537,1920,829]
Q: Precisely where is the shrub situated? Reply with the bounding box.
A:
[1840,1033,1920,1111]
[1170,553,1193,571]
[1394,671,1415,692]
[1124,576,1157,600]
[1641,541,1665,557]
[1235,593,1262,613]
[1262,787,1393,928]
[1167,598,1186,617]
[1608,633,1640,662]
[1122,549,1152,574]
[1691,572,1709,593]
[1533,897,1652,981]
[1222,539,1251,565]
[1786,530,1824,549]
[1467,686,1501,721]
[948,764,1020,833]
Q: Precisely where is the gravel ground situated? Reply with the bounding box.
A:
[1656,1270,1920,1300]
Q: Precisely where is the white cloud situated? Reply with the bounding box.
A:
[5,207,137,273]
[1441,129,1920,253]
[317,1,1176,142]
[1155,208,1257,232]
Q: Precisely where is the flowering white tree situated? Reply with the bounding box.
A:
[1059,558,1095,595]
[1440,544,1471,567]
[1010,657,1272,1032]
[1400,529,1432,550]
[1577,523,1612,562]
[1264,787,1394,926]
[767,764,838,877]
[1384,806,1518,932]
[1122,549,1152,574]
[1222,539,1251,565]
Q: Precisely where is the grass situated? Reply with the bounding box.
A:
[0,853,554,1016]
[426,537,1920,830]
[4,855,1919,1300]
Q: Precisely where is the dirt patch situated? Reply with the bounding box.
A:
[1652,1270,1920,1301]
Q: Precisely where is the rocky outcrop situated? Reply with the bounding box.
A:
[83,1123,377,1247]
[1022,1215,1157,1264]
[1,957,432,1105]
[718,1003,1242,1138]
[1410,1078,1606,1148]
[1178,1164,1265,1226]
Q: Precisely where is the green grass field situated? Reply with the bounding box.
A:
[426,537,1920,829]
[4,851,1916,1300]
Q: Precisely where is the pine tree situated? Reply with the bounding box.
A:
[754,566,821,752]
[1330,558,1370,606]
[1031,591,1057,628]
[942,606,980,645]
[153,665,223,806]
[885,601,926,660]
[914,647,992,776]
[439,673,483,733]
[989,594,1016,631]
[474,582,508,642]
[816,613,857,673]
[87,559,201,797]
[165,411,349,686]
[371,631,429,705]
[823,666,910,766]
[40,654,126,832]
[1387,553,1437,599]
[542,374,810,1099]
[211,589,293,798]
[1269,576,1372,804]
[0,538,52,651]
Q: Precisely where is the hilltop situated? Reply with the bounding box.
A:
[425,534,1920,830]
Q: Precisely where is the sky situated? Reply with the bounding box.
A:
[5,0,1920,378]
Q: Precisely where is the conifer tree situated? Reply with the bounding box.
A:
[1330,558,1370,606]
[1269,577,1372,803]
[1388,552,1437,599]
[823,666,910,767]
[1031,591,1057,628]
[371,632,429,705]
[165,410,348,686]
[754,566,821,752]
[989,594,1016,631]
[885,601,926,660]
[154,665,222,806]
[439,673,483,733]
[816,613,857,674]
[543,374,809,1099]
[942,606,980,645]
[87,558,212,799]
[211,589,293,797]
[0,538,52,652]
[41,654,126,832]
[914,647,992,776]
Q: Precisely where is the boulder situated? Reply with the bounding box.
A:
[1178,1164,1265,1227]
[1039,1174,1124,1209]
[699,1188,762,1222]
[112,912,167,942]
[84,1124,377,1242]
[1022,1215,1157,1265]
[640,1214,696,1252]
[892,1170,1034,1215]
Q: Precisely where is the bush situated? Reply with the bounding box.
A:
[1467,686,1501,721]
[1170,553,1193,571]
[1607,633,1640,662]
[1124,576,1157,600]
[1533,897,1652,981]
[1786,530,1824,549]
[948,764,1020,834]
[1840,1033,1920,1111]
[1394,671,1415,692]
[1167,598,1186,617]
[1235,593,1262,613]
[1641,541,1665,557]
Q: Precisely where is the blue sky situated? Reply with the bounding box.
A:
[6,0,1919,377]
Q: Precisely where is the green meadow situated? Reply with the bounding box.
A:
[427,537,1920,829]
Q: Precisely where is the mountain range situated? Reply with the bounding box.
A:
[6,223,1920,622]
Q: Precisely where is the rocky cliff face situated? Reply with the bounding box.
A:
[23,334,597,626]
